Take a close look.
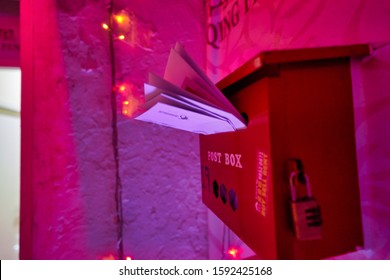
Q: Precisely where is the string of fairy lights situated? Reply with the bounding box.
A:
[101,3,242,260]
[102,2,147,261]
[104,1,125,261]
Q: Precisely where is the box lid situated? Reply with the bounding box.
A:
[216,44,371,92]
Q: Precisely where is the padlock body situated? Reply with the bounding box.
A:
[291,198,322,240]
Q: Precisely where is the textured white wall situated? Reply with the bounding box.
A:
[21,0,118,259]
[21,0,208,259]
[0,113,20,260]
[0,67,20,260]
[113,0,208,260]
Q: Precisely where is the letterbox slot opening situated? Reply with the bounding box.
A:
[241,112,249,123]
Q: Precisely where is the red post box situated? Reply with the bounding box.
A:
[200,44,370,259]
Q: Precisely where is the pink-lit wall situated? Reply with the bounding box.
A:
[113,0,208,260]
[21,0,208,259]
[206,0,390,259]
[21,0,390,260]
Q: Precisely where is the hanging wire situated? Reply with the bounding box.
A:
[107,0,124,260]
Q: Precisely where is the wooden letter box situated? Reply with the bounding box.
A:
[200,44,370,259]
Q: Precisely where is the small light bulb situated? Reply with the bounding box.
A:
[102,23,109,30]
[126,256,132,260]
[227,247,240,259]
[119,85,126,92]
[123,100,129,105]
[115,15,125,24]
[118,35,125,40]
[102,254,116,260]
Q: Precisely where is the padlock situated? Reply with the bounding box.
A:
[289,160,322,241]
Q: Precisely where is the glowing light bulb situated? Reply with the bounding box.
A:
[227,247,240,259]
[116,82,141,118]
[115,15,125,24]
[102,23,109,30]
[102,254,116,260]
[126,256,133,260]
[119,85,126,92]
[118,35,125,40]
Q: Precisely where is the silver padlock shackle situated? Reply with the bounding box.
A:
[289,171,312,202]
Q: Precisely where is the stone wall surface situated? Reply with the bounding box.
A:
[21,0,208,259]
